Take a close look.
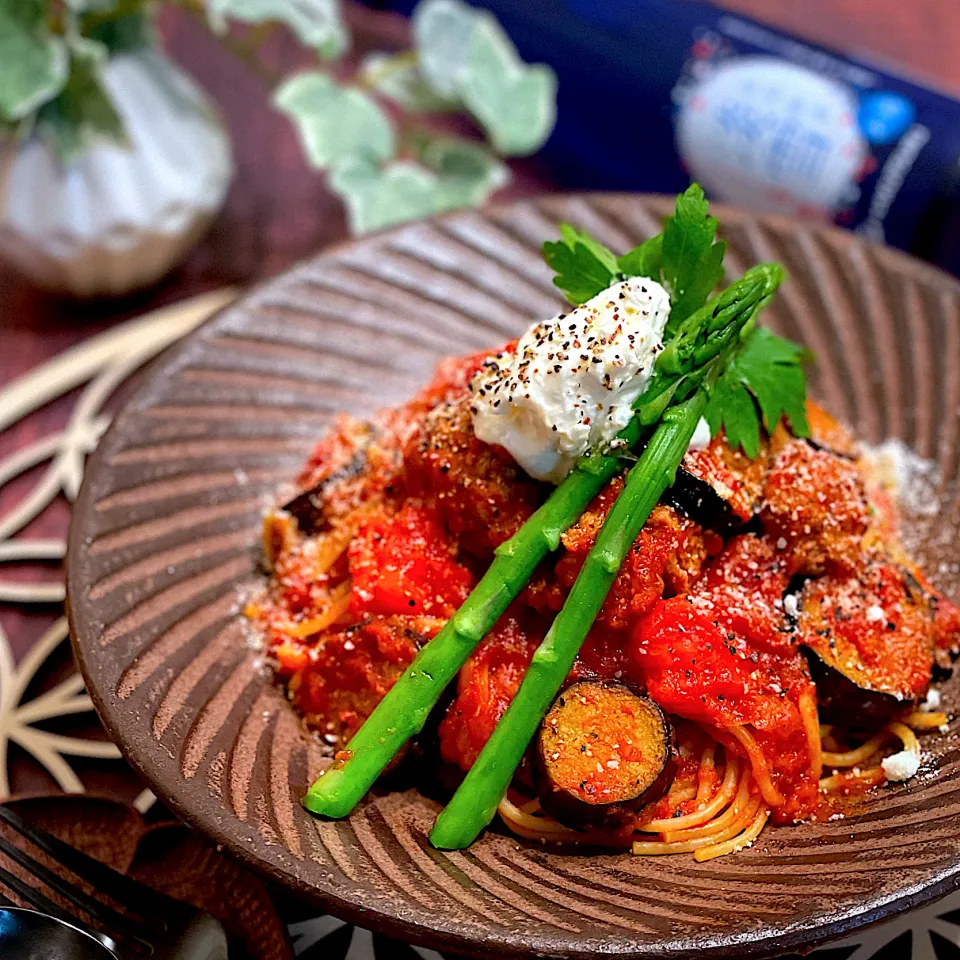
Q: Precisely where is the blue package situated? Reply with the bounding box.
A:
[373,0,960,276]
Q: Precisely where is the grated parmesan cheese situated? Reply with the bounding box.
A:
[881,750,921,782]
[920,688,941,713]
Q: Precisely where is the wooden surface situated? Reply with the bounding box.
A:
[1,0,959,784]
[724,0,960,96]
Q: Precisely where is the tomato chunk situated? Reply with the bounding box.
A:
[439,613,541,771]
[692,533,792,654]
[347,505,472,618]
[630,536,820,822]
[631,599,803,731]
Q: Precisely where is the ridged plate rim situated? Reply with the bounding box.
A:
[66,193,960,960]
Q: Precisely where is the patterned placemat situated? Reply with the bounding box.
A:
[0,293,956,960]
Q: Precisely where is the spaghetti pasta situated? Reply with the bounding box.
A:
[497,797,586,844]
[821,733,890,768]
[818,710,946,795]
[633,771,764,856]
[640,758,740,833]
[726,726,784,807]
[889,722,920,754]
[281,580,351,638]
[904,710,949,729]
[819,766,886,793]
[695,745,717,802]
[662,769,752,843]
[694,807,770,862]
[799,688,824,781]
[311,521,356,577]
[506,693,952,857]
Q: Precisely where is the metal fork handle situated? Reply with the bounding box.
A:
[0,805,228,959]
[0,829,150,947]
[0,804,187,918]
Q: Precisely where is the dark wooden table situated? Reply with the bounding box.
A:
[1,0,959,795]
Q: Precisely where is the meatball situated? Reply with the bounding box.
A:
[527,478,717,631]
[401,397,543,556]
[291,616,434,746]
[760,440,870,576]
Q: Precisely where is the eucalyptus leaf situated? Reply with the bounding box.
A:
[359,52,458,112]
[460,16,556,156]
[35,37,127,161]
[330,158,443,233]
[274,72,395,170]
[420,137,510,201]
[0,0,70,121]
[208,0,348,60]
[331,155,506,234]
[328,154,379,193]
[412,0,476,100]
[413,0,557,155]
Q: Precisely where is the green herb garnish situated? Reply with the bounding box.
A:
[704,326,812,459]
[542,183,725,327]
[541,222,621,305]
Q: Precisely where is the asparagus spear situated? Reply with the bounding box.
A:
[429,269,784,850]
[303,266,780,820]
[303,423,637,817]
[429,393,707,848]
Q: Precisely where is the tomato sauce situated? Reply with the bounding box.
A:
[439,611,542,770]
[249,344,953,831]
[347,505,473,619]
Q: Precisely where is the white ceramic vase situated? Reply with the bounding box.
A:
[0,49,233,298]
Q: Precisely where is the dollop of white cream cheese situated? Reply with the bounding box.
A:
[881,749,921,782]
[469,277,671,483]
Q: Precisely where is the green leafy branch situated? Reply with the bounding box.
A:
[0,0,558,235]
[272,0,557,232]
[540,183,811,459]
[703,325,812,458]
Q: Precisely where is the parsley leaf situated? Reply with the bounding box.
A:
[661,184,726,334]
[617,233,662,280]
[559,223,619,275]
[543,184,725,316]
[705,376,761,458]
[542,223,619,304]
[704,326,812,458]
[539,195,807,461]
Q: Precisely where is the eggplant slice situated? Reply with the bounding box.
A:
[669,438,767,531]
[535,682,675,830]
[281,425,374,532]
[804,648,909,727]
[797,564,934,725]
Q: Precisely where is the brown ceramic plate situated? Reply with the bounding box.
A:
[67,195,960,960]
